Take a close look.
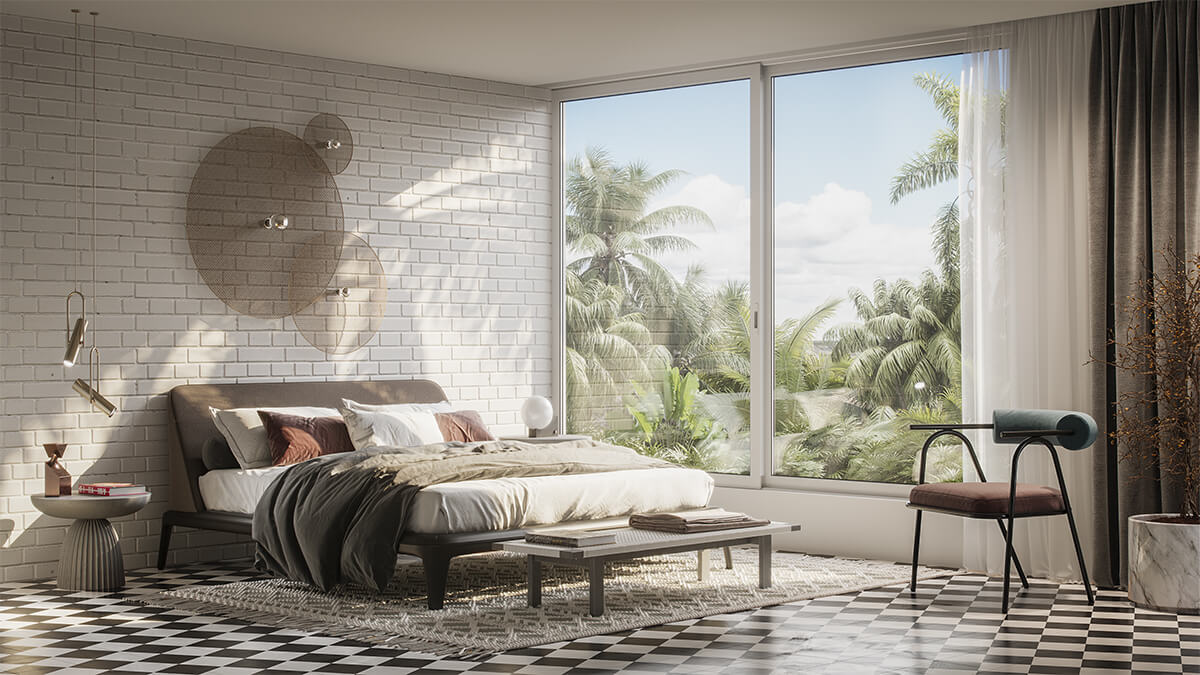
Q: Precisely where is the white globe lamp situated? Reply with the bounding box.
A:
[521,396,554,438]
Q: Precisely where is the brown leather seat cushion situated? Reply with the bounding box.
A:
[909,482,1065,516]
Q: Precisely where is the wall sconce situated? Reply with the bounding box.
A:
[63,290,87,367]
[72,347,116,417]
[320,140,341,150]
[262,214,289,230]
[326,287,350,299]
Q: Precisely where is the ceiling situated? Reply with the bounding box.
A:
[4,1,1128,87]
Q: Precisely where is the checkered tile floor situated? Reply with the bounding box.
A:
[1,561,1196,674]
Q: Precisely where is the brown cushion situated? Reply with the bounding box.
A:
[257,410,355,466]
[435,411,495,442]
[908,482,1065,516]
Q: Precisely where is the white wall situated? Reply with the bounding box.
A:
[0,13,552,582]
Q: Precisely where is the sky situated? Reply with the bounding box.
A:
[562,53,963,330]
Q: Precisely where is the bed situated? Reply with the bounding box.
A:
[159,379,713,608]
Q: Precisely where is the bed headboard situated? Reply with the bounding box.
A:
[167,379,449,512]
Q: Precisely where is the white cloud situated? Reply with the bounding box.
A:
[647,175,938,326]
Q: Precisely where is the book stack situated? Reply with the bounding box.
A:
[78,482,147,497]
[524,524,622,547]
[630,508,768,534]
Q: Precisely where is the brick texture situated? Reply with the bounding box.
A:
[0,13,553,582]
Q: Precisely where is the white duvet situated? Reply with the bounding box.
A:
[198,464,714,534]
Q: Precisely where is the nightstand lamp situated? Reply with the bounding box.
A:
[520,396,554,437]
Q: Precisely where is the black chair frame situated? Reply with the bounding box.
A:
[908,423,1095,612]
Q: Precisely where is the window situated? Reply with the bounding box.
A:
[558,49,966,488]
[770,55,965,485]
[561,79,752,475]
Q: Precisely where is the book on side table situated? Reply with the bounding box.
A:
[78,482,147,497]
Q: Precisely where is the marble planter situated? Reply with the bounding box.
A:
[1128,514,1200,615]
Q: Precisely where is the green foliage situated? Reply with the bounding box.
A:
[889,73,959,204]
[889,72,962,283]
[776,391,964,484]
[827,272,961,411]
[565,147,712,313]
[564,269,669,433]
[608,366,739,473]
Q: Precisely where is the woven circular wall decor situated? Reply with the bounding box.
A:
[289,232,387,355]
[303,113,354,176]
[185,126,345,319]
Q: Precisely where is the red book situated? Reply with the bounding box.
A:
[78,483,147,496]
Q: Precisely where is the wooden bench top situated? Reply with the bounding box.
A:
[497,521,800,561]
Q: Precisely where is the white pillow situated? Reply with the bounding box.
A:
[339,398,453,414]
[339,406,445,450]
[210,406,339,469]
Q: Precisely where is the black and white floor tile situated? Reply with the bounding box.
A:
[1,561,1196,674]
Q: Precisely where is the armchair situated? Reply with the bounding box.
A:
[907,410,1096,612]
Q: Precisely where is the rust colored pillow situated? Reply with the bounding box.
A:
[257,410,355,466]
[435,411,495,443]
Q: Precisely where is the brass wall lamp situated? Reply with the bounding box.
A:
[72,346,116,417]
[63,290,86,367]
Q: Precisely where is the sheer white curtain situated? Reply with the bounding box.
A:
[959,12,1097,581]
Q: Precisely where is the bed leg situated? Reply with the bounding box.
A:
[423,554,452,610]
[157,513,175,570]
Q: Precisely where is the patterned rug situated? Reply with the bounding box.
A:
[142,548,956,657]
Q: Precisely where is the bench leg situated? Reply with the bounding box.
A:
[424,554,452,610]
[588,559,604,616]
[528,556,542,608]
[697,548,711,581]
[724,546,733,569]
[758,536,772,589]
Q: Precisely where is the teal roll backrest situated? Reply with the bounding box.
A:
[992,409,1098,451]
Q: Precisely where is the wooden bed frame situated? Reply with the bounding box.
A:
[158,379,525,609]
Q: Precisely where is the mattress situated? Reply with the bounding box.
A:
[198,464,714,534]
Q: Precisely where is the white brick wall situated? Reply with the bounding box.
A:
[0,13,554,582]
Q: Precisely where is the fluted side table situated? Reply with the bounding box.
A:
[30,493,150,591]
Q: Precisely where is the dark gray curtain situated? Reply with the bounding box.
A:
[1088,0,1199,588]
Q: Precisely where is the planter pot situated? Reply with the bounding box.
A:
[1128,514,1200,615]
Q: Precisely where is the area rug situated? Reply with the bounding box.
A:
[141,548,955,657]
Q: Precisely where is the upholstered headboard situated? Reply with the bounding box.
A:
[166,379,449,512]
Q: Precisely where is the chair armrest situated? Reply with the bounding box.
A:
[909,423,994,431]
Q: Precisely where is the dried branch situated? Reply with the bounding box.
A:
[1101,246,1200,520]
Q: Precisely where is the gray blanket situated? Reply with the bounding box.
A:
[252,439,675,591]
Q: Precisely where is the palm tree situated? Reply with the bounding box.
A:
[890,72,961,283]
[564,270,669,433]
[670,278,752,393]
[565,147,713,312]
[827,271,960,411]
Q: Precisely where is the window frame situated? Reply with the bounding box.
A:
[552,33,969,497]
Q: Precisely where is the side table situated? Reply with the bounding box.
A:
[30,493,150,591]
[500,434,592,444]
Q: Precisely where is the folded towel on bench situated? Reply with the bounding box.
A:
[630,508,768,533]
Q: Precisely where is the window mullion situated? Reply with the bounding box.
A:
[749,65,771,486]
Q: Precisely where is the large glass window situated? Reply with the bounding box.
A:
[559,51,967,487]
[561,80,752,474]
[771,55,964,484]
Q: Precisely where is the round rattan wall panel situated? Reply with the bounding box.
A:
[289,232,387,355]
[186,126,345,319]
[303,113,354,176]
